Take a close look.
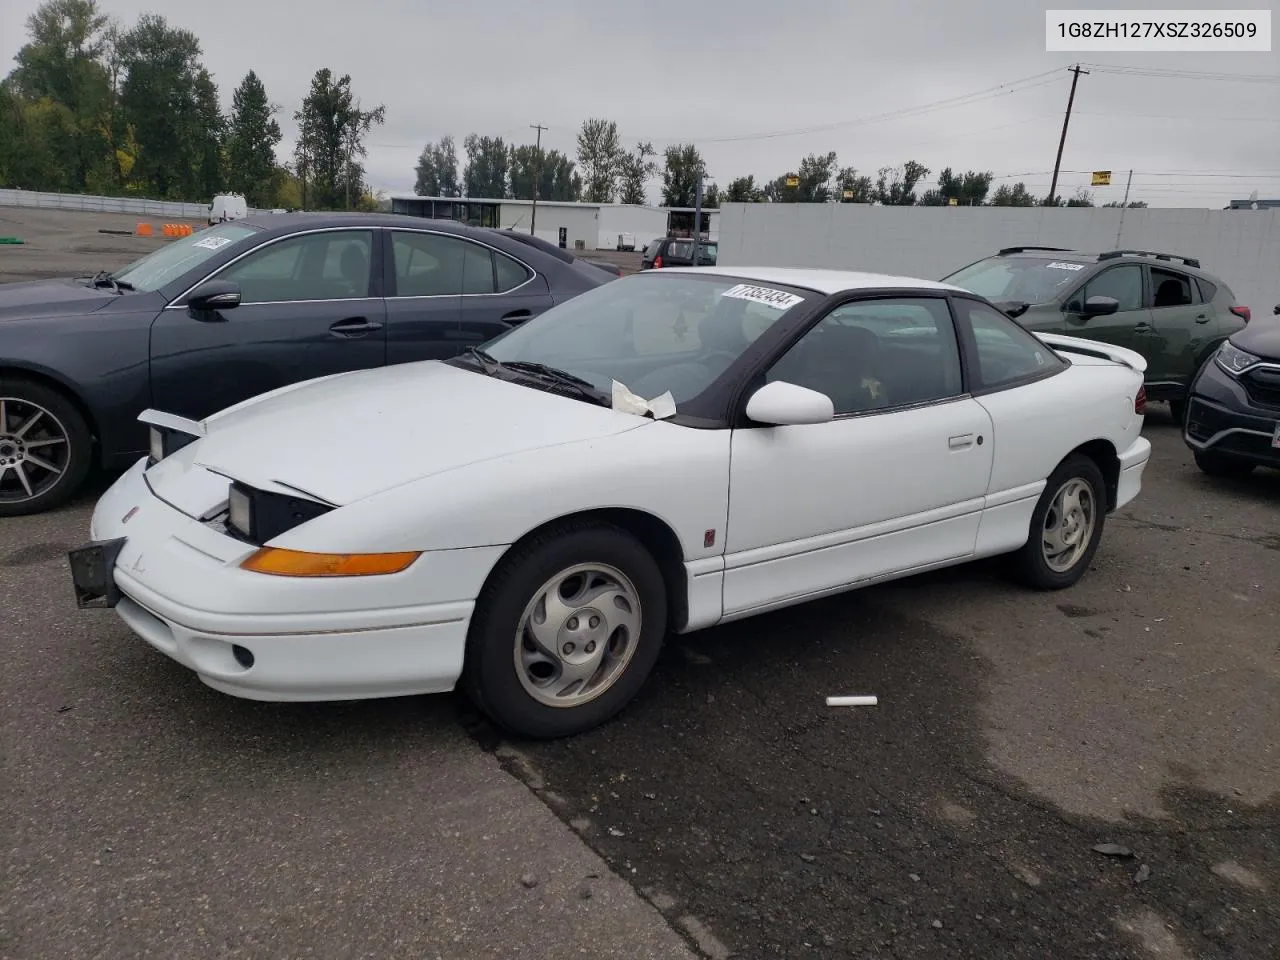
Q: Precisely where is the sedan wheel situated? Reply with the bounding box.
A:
[0,381,92,517]
[1011,454,1106,590]
[465,521,667,739]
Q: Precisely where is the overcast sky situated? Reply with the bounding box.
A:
[3,0,1277,206]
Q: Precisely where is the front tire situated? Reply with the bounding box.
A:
[1011,454,1107,590]
[463,521,668,739]
[0,378,93,517]
[1193,449,1255,479]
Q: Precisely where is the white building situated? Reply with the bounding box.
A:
[388,195,720,251]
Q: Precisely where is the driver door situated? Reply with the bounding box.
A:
[722,296,994,617]
[1059,263,1149,353]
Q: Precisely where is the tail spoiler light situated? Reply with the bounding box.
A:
[653,255,663,269]
[1230,305,1251,323]
[1135,385,1146,416]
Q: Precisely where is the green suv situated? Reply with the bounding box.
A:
[942,247,1252,421]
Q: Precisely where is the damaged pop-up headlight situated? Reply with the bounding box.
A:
[139,409,205,466]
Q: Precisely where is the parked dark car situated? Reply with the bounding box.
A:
[640,237,718,270]
[1183,303,1280,478]
[943,247,1250,421]
[0,212,617,516]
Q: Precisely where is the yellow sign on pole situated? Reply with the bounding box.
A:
[948,197,958,206]
[785,176,799,188]
[842,189,853,199]
[1091,170,1112,186]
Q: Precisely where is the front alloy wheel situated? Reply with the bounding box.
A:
[465,521,667,739]
[0,382,92,516]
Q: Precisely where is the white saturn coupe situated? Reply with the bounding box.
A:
[69,266,1152,738]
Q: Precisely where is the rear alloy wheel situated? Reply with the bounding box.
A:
[464,522,667,739]
[0,380,92,517]
[1193,449,1255,480]
[1011,454,1106,590]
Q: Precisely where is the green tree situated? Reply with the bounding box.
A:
[192,67,224,198]
[874,161,930,205]
[921,167,993,205]
[835,167,875,203]
[989,182,1038,206]
[794,151,838,202]
[617,141,657,205]
[293,68,385,209]
[576,117,621,203]
[414,135,459,197]
[538,150,581,202]
[462,134,508,198]
[724,175,764,202]
[1103,199,1147,208]
[661,143,706,207]
[1066,187,1094,207]
[8,0,115,191]
[226,70,281,208]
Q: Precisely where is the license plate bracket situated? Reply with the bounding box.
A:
[68,538,127,609]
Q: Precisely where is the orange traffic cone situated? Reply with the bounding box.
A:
[136,222,152,237]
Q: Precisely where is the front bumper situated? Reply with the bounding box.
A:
[70,459,505,702]
[1183,360,1280,468]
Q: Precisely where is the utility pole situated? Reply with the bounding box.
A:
[529,123,547,236]
[1115,169,1134,246]
[1048,64,1088,206]
[692,169,704,246]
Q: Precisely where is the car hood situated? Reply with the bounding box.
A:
[1232,317,1280,361]
[148,361,652,514]
[0,277,118,319]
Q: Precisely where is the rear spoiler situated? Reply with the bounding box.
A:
[1033,332,1148,374]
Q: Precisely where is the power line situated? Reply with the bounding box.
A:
[1080,63,1280,84]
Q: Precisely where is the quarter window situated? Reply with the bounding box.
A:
[1066,264,1142,313]
[494,251,533,292]
[766,298,963,415]
[392,231,503,296]
[956,299,1065,390]
[217,230,373,303]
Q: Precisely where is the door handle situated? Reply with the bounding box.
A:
[1133,322,1152,333]
[329,316,384,338]
[1194,314,1210,324]
[949,433,975,449]
[502,309,533,326]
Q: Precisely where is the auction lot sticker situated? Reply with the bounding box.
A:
[721,283,804,310]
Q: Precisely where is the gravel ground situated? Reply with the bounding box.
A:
[1,205,1276,959]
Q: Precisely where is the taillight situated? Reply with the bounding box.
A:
[1134,385,1146,416]
[1229,305,1251,323]
[653,255,663,269]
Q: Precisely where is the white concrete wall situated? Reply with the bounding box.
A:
[597,205,668,250]
[718,203,1280,317]
[500,202,599,251]
[0,187,253,219]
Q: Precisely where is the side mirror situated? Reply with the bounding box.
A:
[1273,303,1279,316]
[187,280,242,313]
[744,380,834,426]
[1082,295,1119,317]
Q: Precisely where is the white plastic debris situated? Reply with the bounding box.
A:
[826,695,878,707]
[611,380,677,420]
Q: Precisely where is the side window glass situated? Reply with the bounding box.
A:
[392,231,494,297]
[220,231,372,303]
[1066,264,1142,313]
[1150,268,1194,309]
[765,298,963,415]
[494,252,533,292]
[1196,277,1217,303]
[957,299,1065,390]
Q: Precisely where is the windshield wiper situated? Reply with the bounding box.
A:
[88,270,134,293]
[459,349,608,406]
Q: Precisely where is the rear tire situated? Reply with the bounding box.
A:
[463,521,668,739]
[1010,454,1107,590]
[1168,398,1186,426]
[1193,449,1255,479]
[0,378,93,517]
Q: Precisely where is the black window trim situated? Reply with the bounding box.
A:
[948,292,1069,396]
[382,226,537,300]
[164,226,383,309]
[1061,261,1146,314]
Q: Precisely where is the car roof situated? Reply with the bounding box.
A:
[656,265,965,295]
[991,247,1212,275]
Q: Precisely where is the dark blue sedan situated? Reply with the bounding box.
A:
[0,213,617,515]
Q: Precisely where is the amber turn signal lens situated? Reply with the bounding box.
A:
[240,548,420,577]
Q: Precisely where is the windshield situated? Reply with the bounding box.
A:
[113,221,261,292]
[482,272,811,405]
[944,256,1088,304]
